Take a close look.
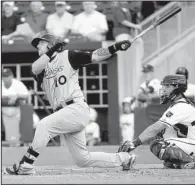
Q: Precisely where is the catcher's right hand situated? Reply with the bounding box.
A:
[118,141,136,153]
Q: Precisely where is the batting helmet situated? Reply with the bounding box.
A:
[31,31,67,51]
[160,74,187,104]
[175,67,189,80]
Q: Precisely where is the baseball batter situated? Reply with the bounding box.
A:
[3,32,136,175]
[118,74,195,169]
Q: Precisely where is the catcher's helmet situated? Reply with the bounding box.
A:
[175,67,189,80]
[159,74,187,104]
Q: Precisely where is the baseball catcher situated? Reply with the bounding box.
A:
[118,74,195,169]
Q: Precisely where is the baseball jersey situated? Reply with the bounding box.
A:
[159,98,195,140]
[120,113,134,130]
[33,50,92,110]
[2,79,29,116]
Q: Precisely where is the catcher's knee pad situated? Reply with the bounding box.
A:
[150,139,166,160]
[150,139,194,163]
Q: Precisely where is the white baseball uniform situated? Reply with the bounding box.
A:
[159,98,195,157]
[31,49,130,168]
[120,113,134,142]
[2,79,29,141]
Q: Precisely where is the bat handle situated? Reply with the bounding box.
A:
[131,25,155,44]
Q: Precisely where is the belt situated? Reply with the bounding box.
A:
[54,99,86,112]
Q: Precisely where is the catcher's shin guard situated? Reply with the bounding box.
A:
[150,139,194,163]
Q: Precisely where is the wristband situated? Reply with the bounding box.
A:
[108,44,118,55]
[133,138,142,147]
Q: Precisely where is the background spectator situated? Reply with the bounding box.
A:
[71,1,108,42]
[46,1,73,39]
[2,1,23,43]
[111,1,141,42]
[120,97,136,142]
[21,1,48,34]
[85,108,101,146]
[175,67,195,102]
[2,68,29,142]
[141,1,157,20]
[137,64,161,107]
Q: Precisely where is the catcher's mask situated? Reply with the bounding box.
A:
[159,75,187,104]
[31,31,67,52]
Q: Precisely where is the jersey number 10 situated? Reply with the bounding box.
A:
[55,75,67,87]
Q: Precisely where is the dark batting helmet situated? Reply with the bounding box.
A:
[159,74,187,104]
[31,31,68,51]
[175,67,189,80]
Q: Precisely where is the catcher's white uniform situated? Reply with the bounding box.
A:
[159,98,195,157]
[120,113,134,142]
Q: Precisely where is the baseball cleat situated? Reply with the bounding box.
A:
[121,154,136,171]
[3,163,35,175]
[163,160,176,169]
[163,160,181,169]
[180,162,195,169]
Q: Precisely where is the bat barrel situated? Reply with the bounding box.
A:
[154,5,181,27]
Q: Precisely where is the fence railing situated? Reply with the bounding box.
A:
[139,2,195,63]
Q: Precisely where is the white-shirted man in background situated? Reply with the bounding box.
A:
[137,64,161,107]
[71,1,108,41]
[120,97,135,142]
[46,1,73,38]
[2,68,29,142]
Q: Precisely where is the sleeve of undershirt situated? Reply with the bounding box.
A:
[68,50,93,70]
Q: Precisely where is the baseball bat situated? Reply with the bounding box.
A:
[130,5,182,44]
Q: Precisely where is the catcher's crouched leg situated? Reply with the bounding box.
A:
[150,139,194,168]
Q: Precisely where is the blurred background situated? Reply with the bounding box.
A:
[1,1,195,147]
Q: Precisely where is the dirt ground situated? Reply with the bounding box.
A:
[2,145,195,184]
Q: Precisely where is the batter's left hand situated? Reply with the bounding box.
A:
[115,40,131,51]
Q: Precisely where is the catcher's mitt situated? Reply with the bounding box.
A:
[118,141,136,153]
